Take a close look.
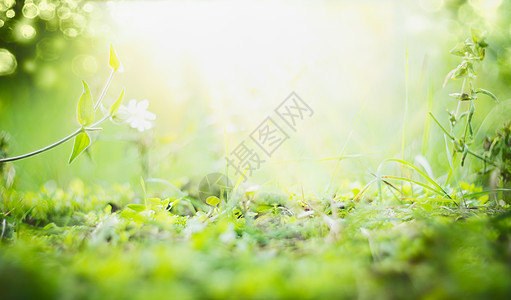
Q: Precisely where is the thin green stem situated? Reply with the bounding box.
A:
[89,115,110,128]
[429,112,455,140]
[326,106,362,194]
[462,100,473,140]
[467,149,497,167]
[1,66,117,164]
[455,78,467,118]
[401,44,409,183]
[0,129,81,163]
[94,70,116,111]
[0,116,111,163]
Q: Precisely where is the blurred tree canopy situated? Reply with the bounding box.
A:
[0,0,98,92]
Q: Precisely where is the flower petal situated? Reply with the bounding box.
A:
[137,99,149,110]
[143,111,156,120]
[127,99,138,111]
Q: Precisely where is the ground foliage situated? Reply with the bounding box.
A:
[1,179,511,299]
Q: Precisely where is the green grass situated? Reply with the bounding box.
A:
[1,2,511,299]
[1,179,511,299]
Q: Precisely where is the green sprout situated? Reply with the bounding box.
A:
[0,44,142,165]
[431,28,498,167]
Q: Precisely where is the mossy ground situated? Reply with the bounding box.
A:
[1,181,510,299]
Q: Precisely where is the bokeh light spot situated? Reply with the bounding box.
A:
[63,28,78,37]
[73,14,86,28]
[23,58,36,73]
[469,0,502,9]
[0,48,17,76]
[82,2,94,13]
[6,8,15,18]
[72,55,97,76]
[3,0,14,8]
[39,2,56,20]
[36,37,65,61]
[34,65,58,88]
[22,3,39,19]
[57,6,70,19]
[20,24,36,40]
[60,14,84,37]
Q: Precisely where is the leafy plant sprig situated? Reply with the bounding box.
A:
[431,28,498,167]
[0,44,125,165]
[483,123,511,185]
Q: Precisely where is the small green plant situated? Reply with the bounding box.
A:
[430,28,498,167]
[483,122,511,186]
[0,45,155,166]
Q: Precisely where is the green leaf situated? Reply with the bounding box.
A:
[385,158,453,200]
[109,88,125,116]
[76,80,94,126]
[381,176,450,199]
[161,198,171,208]
[147,198,162,205]
[206,196,220,207]
[147,198,163,208]
[233,208,243,218]
[127,204,146,212]
[449,42,473,56]
[448,93,472,101]
[429,112,454,140]
[470,28,482,43]
[69,131,91,164]
[470,28,488,47]
[479,48,485,60]
[451,62,468,80]
[168,198,181,211]
[463,189,511,199]
[109,44,122,71]
[475,88,498,103]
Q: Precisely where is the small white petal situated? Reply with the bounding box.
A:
[137,99,149,110]
[117,99,156,132]
[143,111,156,120]
[127,99,137,111]
[141,120,152,130]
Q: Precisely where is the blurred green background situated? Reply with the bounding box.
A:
[1,0,510,193]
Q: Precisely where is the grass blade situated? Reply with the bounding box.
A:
[385,158,452,199]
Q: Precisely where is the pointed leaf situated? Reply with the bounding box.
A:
[443,69,456,87]
[77,80,94,126]
[470,28,487,47]
[385,158,452,199]
[449,42,473,56]
[475,88,498,103]
[452,62,468,80]
[448,93,472,101]
[127,204,146,212]
[470,28,482,43]
[109,88,125,116]
[109,44,122,71]
[168,198,181,210]
[69,131,91,164]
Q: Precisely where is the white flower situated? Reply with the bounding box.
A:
[116,99,156,132]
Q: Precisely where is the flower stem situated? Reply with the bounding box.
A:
[467,149,497,167]
[0,129,81,163]
[429,111,455,140]
[94,69,116,111]
[0,116,111,163]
